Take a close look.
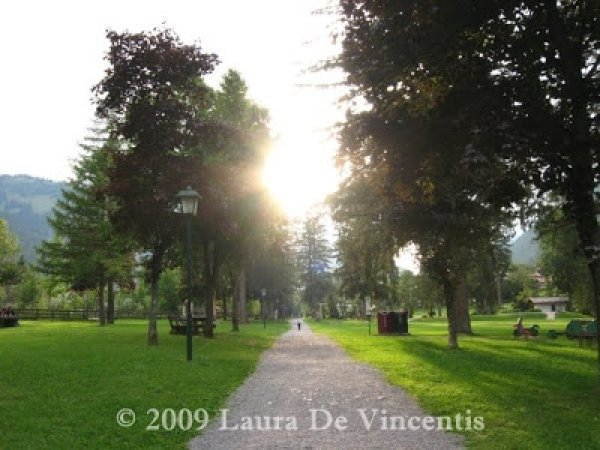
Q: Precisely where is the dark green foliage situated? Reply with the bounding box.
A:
[37,129,134,325]
[335,1,525,347]
[468,239,511,314]
[295,214,334,316]
[538,209,594,313]
[159,268,181,313]
[93,27,219,343]
[330,175,398,314]
[245,223,296,319]
[0,219,23,286]
[15,266,41,307]
[502,264,540,309]
[94,28,218,147]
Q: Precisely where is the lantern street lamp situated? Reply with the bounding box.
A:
[260,288,267,329]
[366,299,375,336]
[177,186,200,361]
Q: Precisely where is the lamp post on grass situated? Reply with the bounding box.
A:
[366,299,375,336]
[177,186,200,361]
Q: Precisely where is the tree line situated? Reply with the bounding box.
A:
[31,28,294,344]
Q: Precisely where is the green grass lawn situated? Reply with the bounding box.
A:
[0,320,288,449]
[310,316,600,450]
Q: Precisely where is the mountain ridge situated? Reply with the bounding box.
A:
[0,174,65,262]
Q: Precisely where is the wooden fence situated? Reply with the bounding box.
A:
[12,308,167,321]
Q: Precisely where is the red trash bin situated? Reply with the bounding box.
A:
[378,311,409,334]
[377,312,388,334]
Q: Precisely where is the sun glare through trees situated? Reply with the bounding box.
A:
[263,136,341,219]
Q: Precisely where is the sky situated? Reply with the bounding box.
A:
[0,0,343,209]
[0,0,420,272]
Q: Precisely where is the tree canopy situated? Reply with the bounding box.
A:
[334,0,527,347]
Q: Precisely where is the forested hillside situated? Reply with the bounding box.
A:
[509,229,539,266]
[0,175,64,262]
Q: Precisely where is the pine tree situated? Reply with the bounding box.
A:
[37,127,134,325]
[295,213,333,318]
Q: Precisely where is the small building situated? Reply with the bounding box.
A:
[529,297,569,314]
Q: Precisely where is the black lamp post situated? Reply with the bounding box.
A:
[177,186,200,361]
[260,288,267,329]
[366,303,375,335]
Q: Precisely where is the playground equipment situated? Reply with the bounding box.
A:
[513,317,539,337]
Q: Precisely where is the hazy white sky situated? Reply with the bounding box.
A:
[0,0,343,201]
[0,0,420,272]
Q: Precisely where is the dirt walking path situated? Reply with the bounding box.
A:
[189,320,464,449]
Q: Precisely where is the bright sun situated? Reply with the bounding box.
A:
[263,136,341,218]
[263,136,421,273]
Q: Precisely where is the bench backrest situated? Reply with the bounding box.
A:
[566,320,597,338]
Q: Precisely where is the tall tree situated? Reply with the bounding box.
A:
[93,28,218,343]
[295,213,333,317]
[37,129,133,325]
[184,69,275,336]
[246,222,297,320]
[335,1,524,347]
[330,174,398,316]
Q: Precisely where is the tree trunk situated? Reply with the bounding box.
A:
[359,295,366,319]
[496,275,503,309]
[231,294,239,331]
[232,275,240,332]
[454,274,472,334]
[545,0,599,374]
[443,279,459,349]
[97,282,106,327]
[223,295,227,321]
[148,275,160,345]
[107,281,115,324]
[203,241,219,338]
[205,283,216,338]
[238,268,248,324]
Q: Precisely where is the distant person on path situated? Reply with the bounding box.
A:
[297,320,301,331]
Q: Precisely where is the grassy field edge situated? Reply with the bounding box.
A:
[1,319,289,449]
[310,317,599,450]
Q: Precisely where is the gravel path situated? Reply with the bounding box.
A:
[189,320,464,450]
